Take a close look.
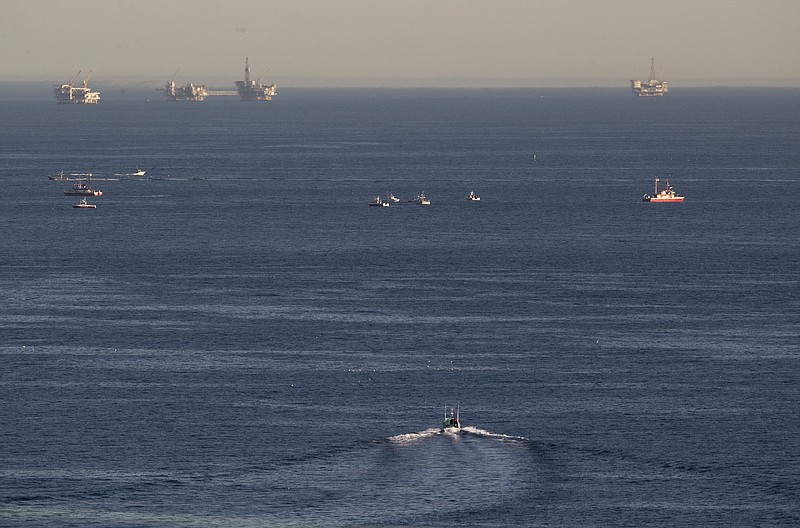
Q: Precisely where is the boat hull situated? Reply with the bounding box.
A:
[64,190,102,196]
[645,197,684,203]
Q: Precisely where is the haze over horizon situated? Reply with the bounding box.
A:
[1,0,798,88]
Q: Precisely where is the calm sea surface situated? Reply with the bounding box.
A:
[1,89,798,527]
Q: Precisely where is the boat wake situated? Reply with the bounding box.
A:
[387,426,527,444]
[460,426,528,442]
[387,428,441,444]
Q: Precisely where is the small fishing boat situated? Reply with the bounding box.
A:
[643,178,684,203]
[49,171,93,181]
[387,193,400,203]
[410,192,430,205]
[130,167,146,177]
[467,190,481,201]
[441,403,461,432]
[72,198,96,209]
[64,180,102,197]
[368,196,389,207]
[49,170,68,181]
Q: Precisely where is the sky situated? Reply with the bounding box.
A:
[1,0,798,88]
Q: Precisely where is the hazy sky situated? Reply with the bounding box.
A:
[1,0,798,87]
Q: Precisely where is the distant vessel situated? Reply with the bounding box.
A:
[72,198,96,209]
[164,79,208,102]
[467,190,481,201]
[409,192,431,205]
[441,404,461,432]
[235,58,277,101]
[369,196,389,207]
[643,178,684,203]
[64,180,102,197]
[630,57,668,97]
[54,70,100,104]
[113,167,147,177]
[50,171,94,181]
[387,193,400,203]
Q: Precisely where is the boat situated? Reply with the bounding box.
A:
[49,171,68,181]
[467,190,481,201]
[53,70,100,104]
[441,404,461,432]
[368,196,389,207]
[643,178,684,203]
[387,193,400,203]
[630,57,669,97]
[113,167,147,177]
[409,192,431,205]
[64,180,102,197]
[72,198,96,209]
[49,171,93,181]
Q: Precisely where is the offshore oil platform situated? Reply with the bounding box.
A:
[235,57,277,101]
[163,70,209,102]
[55,60,276,103]
[54,70,100,104]
[630,57,669,97]
[162,59,277,102]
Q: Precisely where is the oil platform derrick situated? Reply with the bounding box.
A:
[630,57,669,97]
[235,57,277,101]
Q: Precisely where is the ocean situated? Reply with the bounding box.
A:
[1,88,798,527]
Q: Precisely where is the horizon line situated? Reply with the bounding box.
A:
[2,80,800,90]
[1,75,799,90]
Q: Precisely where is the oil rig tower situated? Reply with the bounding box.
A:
[235,58,277,101]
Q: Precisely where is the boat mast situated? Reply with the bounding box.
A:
[649,57,656,82]
[654,178,659,195]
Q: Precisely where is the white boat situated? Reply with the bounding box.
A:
[49,171,93,181]
[642,178,684,203]
[72,198,96,209]
[410,192,430,205]
[467,190,481,201]
[368,196,389,207]
[441,403,461,432]
[130,167,146,177]
[387,193,400,203]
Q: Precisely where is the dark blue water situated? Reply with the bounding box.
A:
[1,89,799,527]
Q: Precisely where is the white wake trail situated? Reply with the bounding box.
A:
[460,426,528,442]
[387,426,528,444]
[387,428,441,444]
